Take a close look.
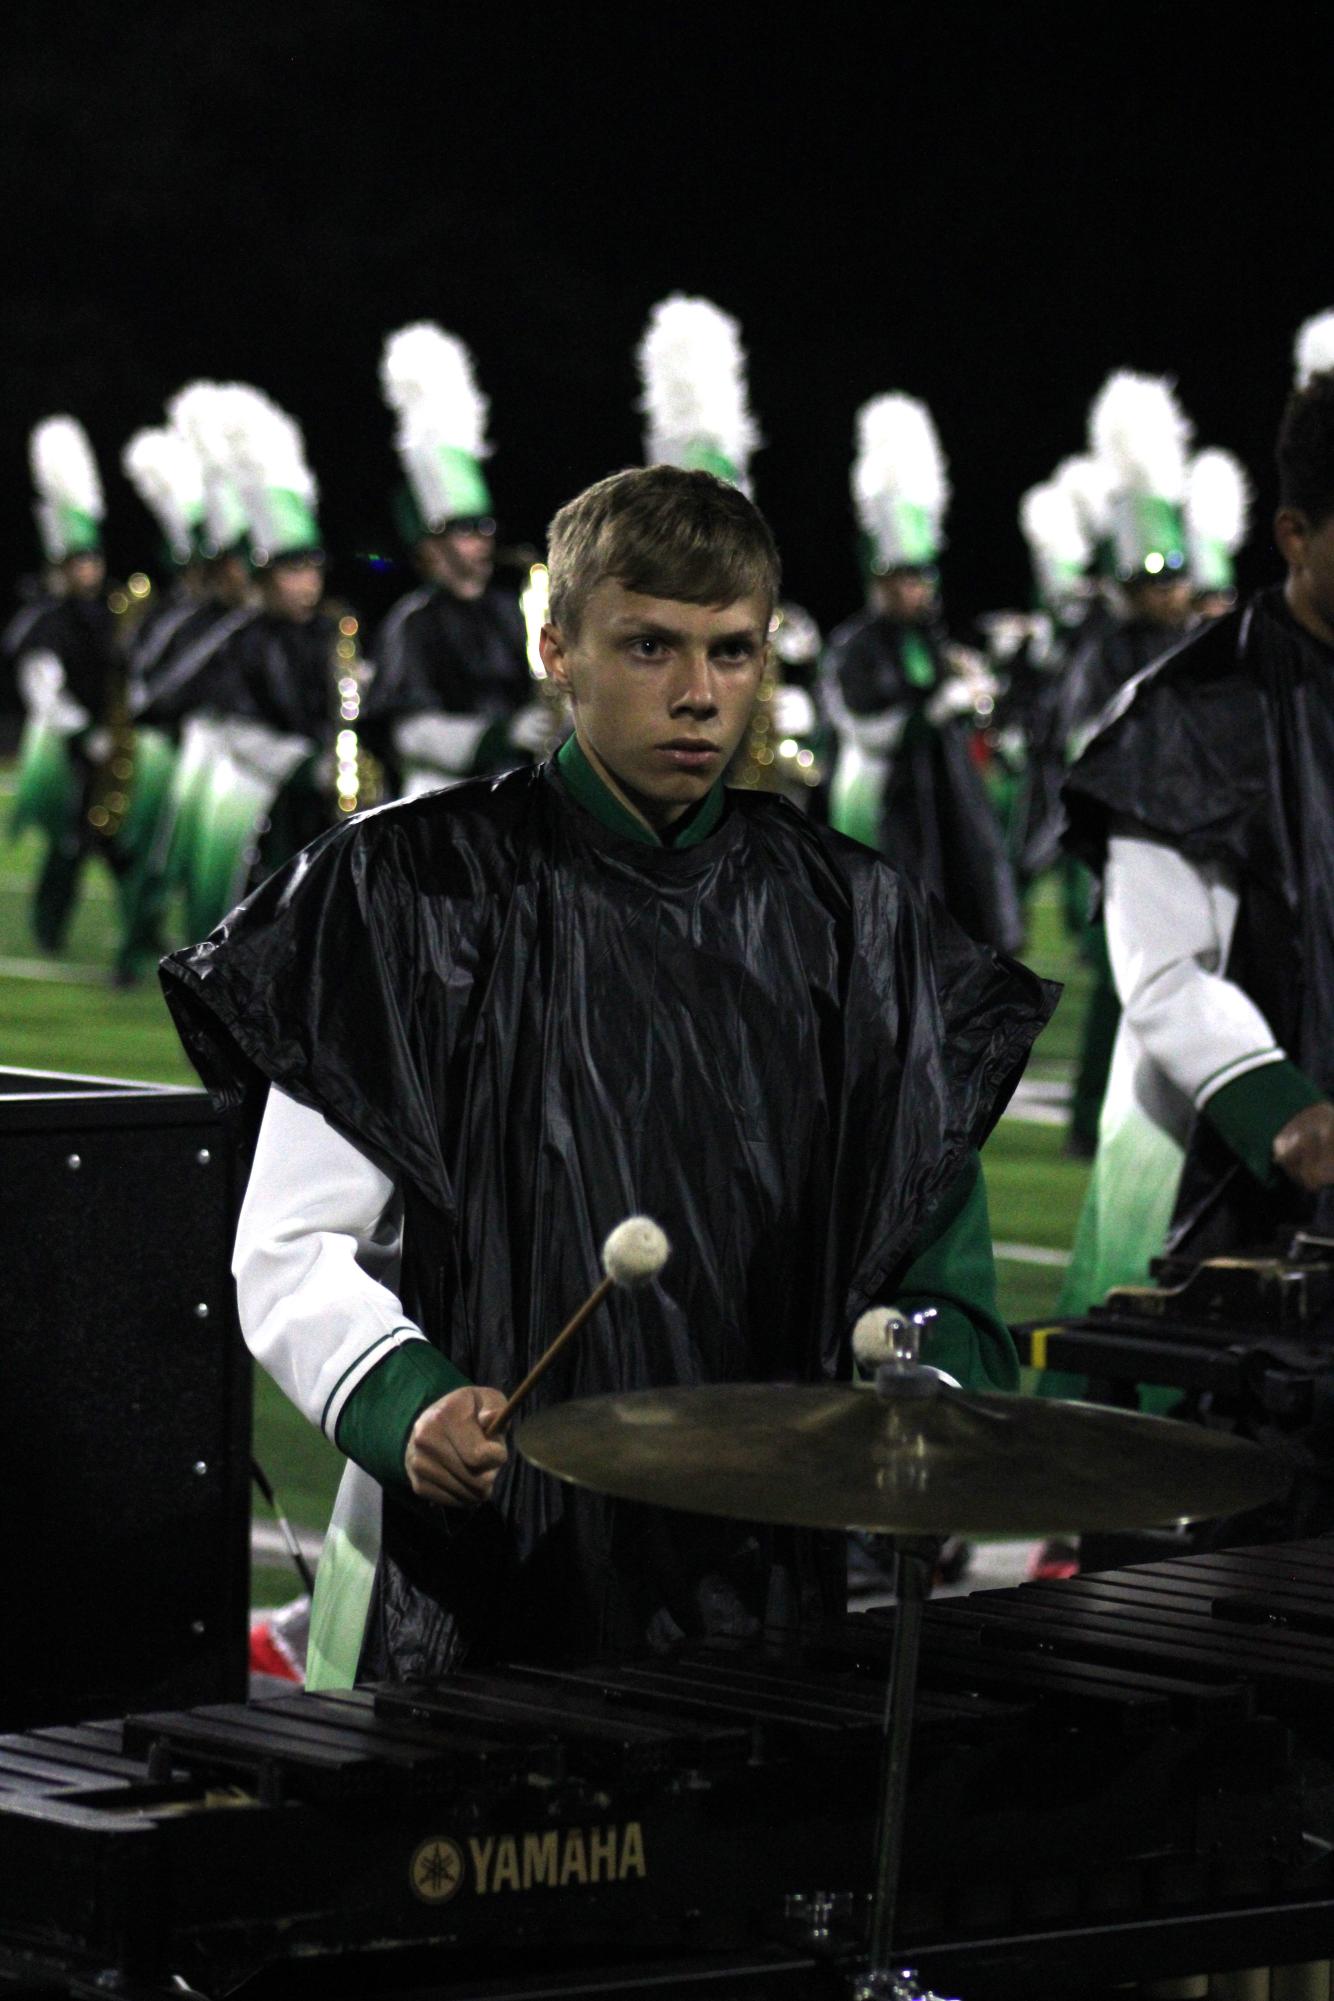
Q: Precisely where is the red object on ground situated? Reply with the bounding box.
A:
[249,1619,302,1683]
[1026,1538,1080,1583]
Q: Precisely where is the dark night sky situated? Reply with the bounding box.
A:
[4,4,1330,631]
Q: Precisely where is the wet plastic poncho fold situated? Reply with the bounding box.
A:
[163,764,1055,1673]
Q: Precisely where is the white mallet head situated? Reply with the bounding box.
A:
[852,1307,902,1370]
[602,1216,670,1287]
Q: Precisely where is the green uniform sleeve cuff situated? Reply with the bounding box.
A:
[1201,1059,1326,1187]
[334,1339,471,1490]
[880,1152,1019,1393]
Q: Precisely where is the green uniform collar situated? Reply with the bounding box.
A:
[555,732,727,848]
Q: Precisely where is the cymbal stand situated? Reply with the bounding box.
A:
[851,1310,958,2001]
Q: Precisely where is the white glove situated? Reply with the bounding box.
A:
[509,700,558,756]
[17,650,90,735]
[926,675,984,728]
[769,684,816,737]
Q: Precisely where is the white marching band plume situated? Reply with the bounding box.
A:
[1185,449,1251,553]
[1019,477,1090,571]
[30,416,103,515]
[636,294,760,489]
[1089,371,1192,502]
[1294,309,1334,388]
[379,322,494,531]
[121,426,206,564]
[852,393,950,569]
[29,416,104,561]
[1019,473,1092,608]
[168,381,261,554]
[218,385,319,559]
[1052,454,1114,544]
[221,387,318,502]
[1088,373,1192,579]
[380,323,491,457]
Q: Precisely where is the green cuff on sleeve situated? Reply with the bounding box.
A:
[1201,1059,1326,1188]
[334,1339,471,1491]
[881,1152,1019,1393]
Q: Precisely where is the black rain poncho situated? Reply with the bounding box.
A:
[163,763,1054,1673]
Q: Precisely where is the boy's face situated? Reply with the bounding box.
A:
[418,524,495,600]
[62,552,105,599]
[1125,575,1193,629]
[541,580,771,829]
[264,559,324,622]
[871,569,937,624]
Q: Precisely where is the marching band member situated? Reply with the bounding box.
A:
[1055,314,1334,1338]
[123,383,261,953]
[163,465,1054,1688]
[115,420,216,981]
[823,392,1022,953]
[370,323,545,795]
[10,417,125,955]
[1056,372,1199,1156]
[184,386,379,933]
[977,470,1094,896]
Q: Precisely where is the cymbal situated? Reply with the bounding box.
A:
[517,1383,1289,1536]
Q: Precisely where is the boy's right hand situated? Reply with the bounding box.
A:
[1273,1101,1334,1192]
[405,1385,509,1506]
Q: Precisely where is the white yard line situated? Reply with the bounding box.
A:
[1005,1077,1072,1129]
[994,1240,1071,1268]
[1001,1101,1068,1127]
[0,955,109,985]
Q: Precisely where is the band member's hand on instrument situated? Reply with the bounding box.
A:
[480,1216,671,1437]
[1272,1100,1334,1192]
[406,1385,509,1506]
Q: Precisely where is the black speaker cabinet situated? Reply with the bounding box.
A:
[1,1065,251,1726]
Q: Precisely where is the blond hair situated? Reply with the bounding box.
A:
[547,465,780,635]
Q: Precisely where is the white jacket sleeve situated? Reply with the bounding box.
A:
[234,1085,431,1444]
[1104,833,1285,1110]
[17,649,91,734]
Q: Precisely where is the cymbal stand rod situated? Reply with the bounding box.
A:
[854,1540,937,2001]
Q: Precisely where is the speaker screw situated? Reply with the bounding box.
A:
[193,1461,208,1476]
[191,1620,205,1637]
[196,1149,211,1166]
[66,1154,82,1171]
[194,1302,210,1319]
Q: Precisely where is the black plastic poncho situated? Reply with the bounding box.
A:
[1063,584,1334,1252]
[163,764,1054,1673]
[824,610,1024,954]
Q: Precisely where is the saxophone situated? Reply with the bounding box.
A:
[329,607,384,816]
[727,603,825,802]
[86,571,154,841]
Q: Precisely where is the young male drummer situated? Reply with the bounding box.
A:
[163,466,1054,1688]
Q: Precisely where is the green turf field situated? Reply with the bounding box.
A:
[0,770,1092,1605]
